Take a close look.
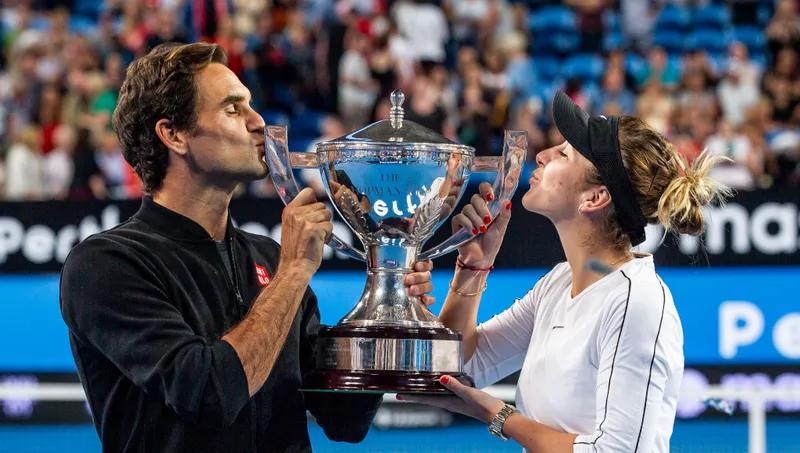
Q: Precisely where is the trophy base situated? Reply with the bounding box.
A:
[301,325,471,394]
[301,370,475,394]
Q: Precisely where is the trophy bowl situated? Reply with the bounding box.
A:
[265,90,527,394]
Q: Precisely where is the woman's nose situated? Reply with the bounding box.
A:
[536,147,553,167]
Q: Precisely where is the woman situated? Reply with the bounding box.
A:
[401,91,732,452]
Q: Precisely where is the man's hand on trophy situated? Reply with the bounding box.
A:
[452,182,512,268]
[403,260,436,307]
[278,187,334,275]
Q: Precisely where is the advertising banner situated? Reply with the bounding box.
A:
[1,188,799,273]
[1,365,798,425]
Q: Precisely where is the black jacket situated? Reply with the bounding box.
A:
[60,196,381,452]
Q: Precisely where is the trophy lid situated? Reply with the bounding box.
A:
[319,90,473,153]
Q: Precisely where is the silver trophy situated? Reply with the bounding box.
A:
[265,90,526,393]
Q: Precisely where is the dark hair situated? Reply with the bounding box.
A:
[587,116,733,251]
[112,42,227,192]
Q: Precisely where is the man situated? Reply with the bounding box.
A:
[59,42,437,452]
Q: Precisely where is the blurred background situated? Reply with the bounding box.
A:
[0,0,798,451]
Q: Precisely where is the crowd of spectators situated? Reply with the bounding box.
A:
[0,0,798,201]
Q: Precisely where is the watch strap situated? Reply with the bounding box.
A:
[487,403,517,441]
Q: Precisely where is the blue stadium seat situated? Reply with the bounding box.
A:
[534,57,561,81]
[290,110,325,138]
[562,54,605,83]
[273,84,295,109]
[655,4,690,31]
[260,110,290,127]
[604,11,622,33]
[692,4,731,30]
[750,52,769,71]
[732,26,767,54]
[707,53,727,74]
[625,54,648,83]
[658,54,685,80]
[604,31,625,52]
[529,32,580,56]
[527,6,576,33]
[652,30,686,54]
[289,136,315,154]
[69,16,97,35]
[686,30,731,54]
[668,54,685,71]
[582,80,601,99]
[757,6,772,26]
[74,0,103,20]
[538,80,563,110]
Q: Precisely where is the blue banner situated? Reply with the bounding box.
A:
[0,266,797,371]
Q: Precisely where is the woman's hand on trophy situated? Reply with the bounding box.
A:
[439,176,466,220]
[403,260,436,307]
[452,182,512,268]
[396,375,505,425]
[329,180,372,214]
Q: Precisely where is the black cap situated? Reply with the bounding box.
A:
[552,90,647,246]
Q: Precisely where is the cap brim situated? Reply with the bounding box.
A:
[552,90,593,161]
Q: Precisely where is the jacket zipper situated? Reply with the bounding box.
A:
[227,233,245,310]
[227,233,256,451]
[212,235,246,326]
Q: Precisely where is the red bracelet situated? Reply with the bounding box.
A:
[456,256,494,272]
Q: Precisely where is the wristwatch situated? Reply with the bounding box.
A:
[487,403,518,441]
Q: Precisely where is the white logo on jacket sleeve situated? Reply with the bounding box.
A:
[255,264,271,286]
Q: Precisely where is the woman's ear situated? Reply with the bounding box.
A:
[580,186,613,214]
[155,118,188,156]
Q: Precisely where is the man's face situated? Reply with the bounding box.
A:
[183,63,267,186]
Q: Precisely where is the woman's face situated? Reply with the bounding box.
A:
[522,141,596,222]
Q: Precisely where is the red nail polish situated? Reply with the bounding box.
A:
[484,215,491,224]
[480,225,487,233]
[505,201,512,211]
[472,227,479,235]
[486,193,494,201]
[440,376,450,384]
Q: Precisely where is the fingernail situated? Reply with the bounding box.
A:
[486,193,494,201]
[484,215,491,224]
[396,395,403,400]
[479,225,487,233]
[472,227,479,235]
[410,285,418,294]
[440,376,450,384]
[505,201,512,211]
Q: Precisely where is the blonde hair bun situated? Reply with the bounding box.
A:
[657,150,735,236]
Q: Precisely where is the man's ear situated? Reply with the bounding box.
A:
[155,118,188,156]
[580,186,613,214]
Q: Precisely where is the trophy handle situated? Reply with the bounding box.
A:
[265,125,367,262]
[418,130,527,261]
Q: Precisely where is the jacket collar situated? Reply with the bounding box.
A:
[133,195,235,243]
